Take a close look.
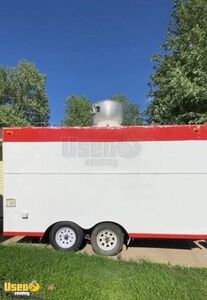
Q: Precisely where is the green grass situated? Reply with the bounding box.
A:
[0,245,207,300]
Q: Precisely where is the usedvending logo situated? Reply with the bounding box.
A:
[4,281,40,296]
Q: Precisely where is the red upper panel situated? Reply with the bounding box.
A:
[3,125,207,142]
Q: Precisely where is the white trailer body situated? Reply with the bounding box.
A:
[3,126,207,244]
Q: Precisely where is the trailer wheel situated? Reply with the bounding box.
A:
[49,222,84,251]
[91,223,124,256]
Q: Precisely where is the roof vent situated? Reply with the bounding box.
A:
[92,100,123,127]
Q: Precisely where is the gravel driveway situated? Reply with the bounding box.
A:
[81,239,207,268]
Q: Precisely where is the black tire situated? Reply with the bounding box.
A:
[78,238,88,251]
[91,223,124,256]
[49,221,84,251]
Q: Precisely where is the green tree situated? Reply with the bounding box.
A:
[0,106,29,127]
[62,96,92,126]
[146,0,207,124]
[111,94,142,125]
[0,60,49,127]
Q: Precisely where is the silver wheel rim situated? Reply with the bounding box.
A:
[96,229,118,251]
[55,227,76,249]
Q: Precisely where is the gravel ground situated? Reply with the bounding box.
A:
[81,239,207,268]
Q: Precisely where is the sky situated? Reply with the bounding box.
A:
[0,0,173,125]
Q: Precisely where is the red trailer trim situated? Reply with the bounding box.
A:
[128,233,207,239]
[3,125,207,142]
[3,231,207,240]
[3,231,44,237]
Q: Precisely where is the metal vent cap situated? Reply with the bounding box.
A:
[92,100,123,127]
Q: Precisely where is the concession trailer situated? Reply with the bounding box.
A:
[2,100,207,256]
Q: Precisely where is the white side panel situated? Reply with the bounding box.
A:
[3,141,207,174]
[3,141,207,234]
[3,173,207,234]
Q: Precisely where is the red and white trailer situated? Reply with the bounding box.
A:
[3,124,207,255]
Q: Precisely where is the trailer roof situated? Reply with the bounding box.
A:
[2,125,207,142]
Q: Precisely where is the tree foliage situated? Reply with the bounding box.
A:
[146,0,207,124]
[62,96,92,126]
[111,94,142,125]
[0,61,49,127]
